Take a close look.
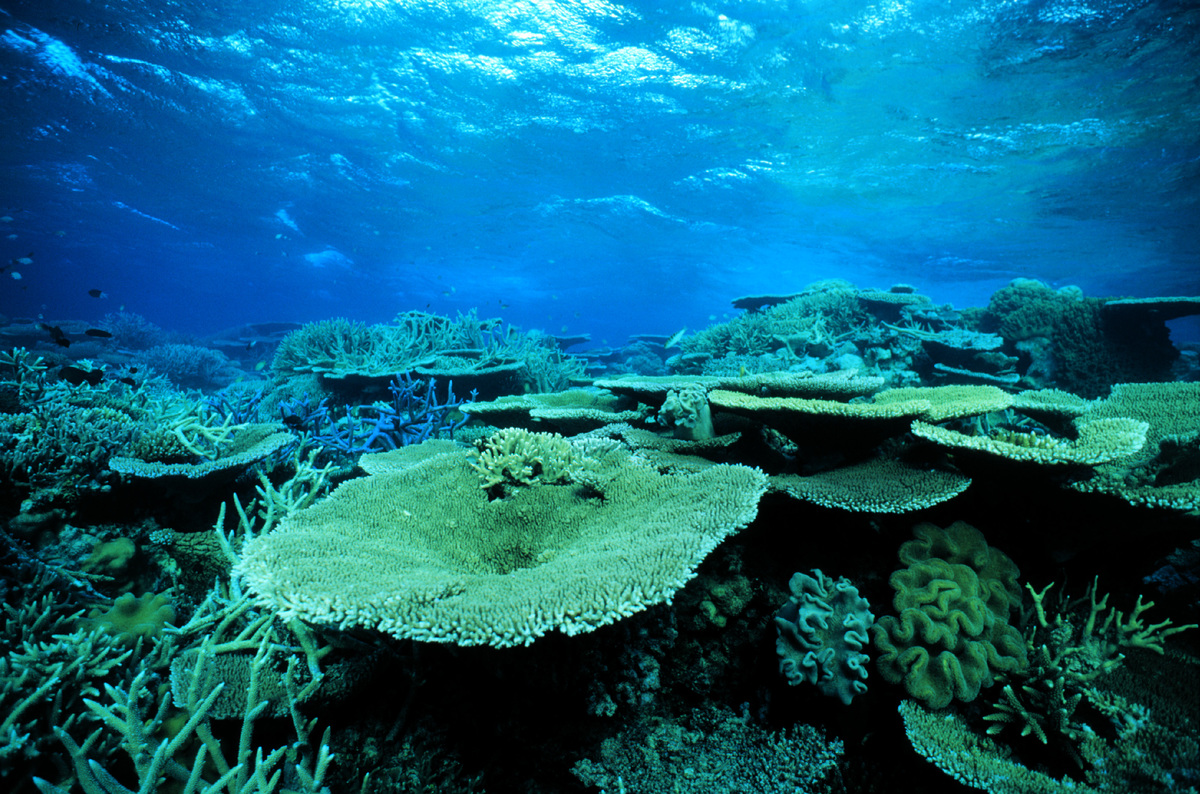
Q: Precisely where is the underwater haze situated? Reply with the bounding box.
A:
[2,0,1198,342]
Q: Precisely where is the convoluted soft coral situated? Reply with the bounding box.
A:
[775,569,874,705]
[871,521,1028,709]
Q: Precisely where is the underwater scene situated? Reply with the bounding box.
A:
[2,0,1199,792]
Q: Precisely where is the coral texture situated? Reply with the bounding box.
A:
[235,440,768,647]
[871,521,1028,709]
[775,569,874,705]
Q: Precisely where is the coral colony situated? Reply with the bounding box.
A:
[2,282,1199,793]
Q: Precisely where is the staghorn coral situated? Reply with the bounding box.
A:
[234,440,768,647]
[982,578,1196,761]
[38,583,339,794]
[0,401,138,508]
[0,565,168,788]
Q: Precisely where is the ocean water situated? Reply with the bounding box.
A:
[2,1,1199,793]
[2,0,1198,341]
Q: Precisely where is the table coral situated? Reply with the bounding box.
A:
[235,440,768,647]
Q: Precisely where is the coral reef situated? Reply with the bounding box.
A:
[3,279,1199,794]
[572,703,843,794]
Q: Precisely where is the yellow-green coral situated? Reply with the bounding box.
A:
[467,427,579,489]
[81,592,176,645]
[871,521,1028,709]
[911,416,1148,466]
[234,444,768,647]
[982,578,1196,756]
[872,385,1013,423]
[1068,382,1200,511]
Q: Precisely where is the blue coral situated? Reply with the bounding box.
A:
[280,374,473,455]
[774,569,874,705]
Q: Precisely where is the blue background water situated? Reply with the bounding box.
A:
[2,0,1197,345]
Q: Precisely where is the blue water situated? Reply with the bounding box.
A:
[1,0,1197,344]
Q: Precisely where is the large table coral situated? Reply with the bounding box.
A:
[234,439,768,647]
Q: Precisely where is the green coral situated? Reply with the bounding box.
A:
[80,592,177,645]
[235,441,768,647]
[871,521,1028,709]
[984,281,1176,397]
[467,428,580,489]
[572,703,843,794]
[683,280,866,360]
[0,567,164,785]
[983,578,1196,761]
[658,382,715,440]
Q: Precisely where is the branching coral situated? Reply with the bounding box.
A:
[982,577,1197,761]
[37,587,336,794]
[467,428,579,490]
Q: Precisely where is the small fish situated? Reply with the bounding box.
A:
[282,414,305,428]
[60,365,103,387]
[245,340,257,351]
[0,216,12,223]
[85,328,113,338]
[87,289,106,298]
[254,361,267,371]
[128,367,138,374]
[664,327,688,349]
[10,272,20,280]
[41,323,70,347]
[14,257,32,266]
[117,376,137,387]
